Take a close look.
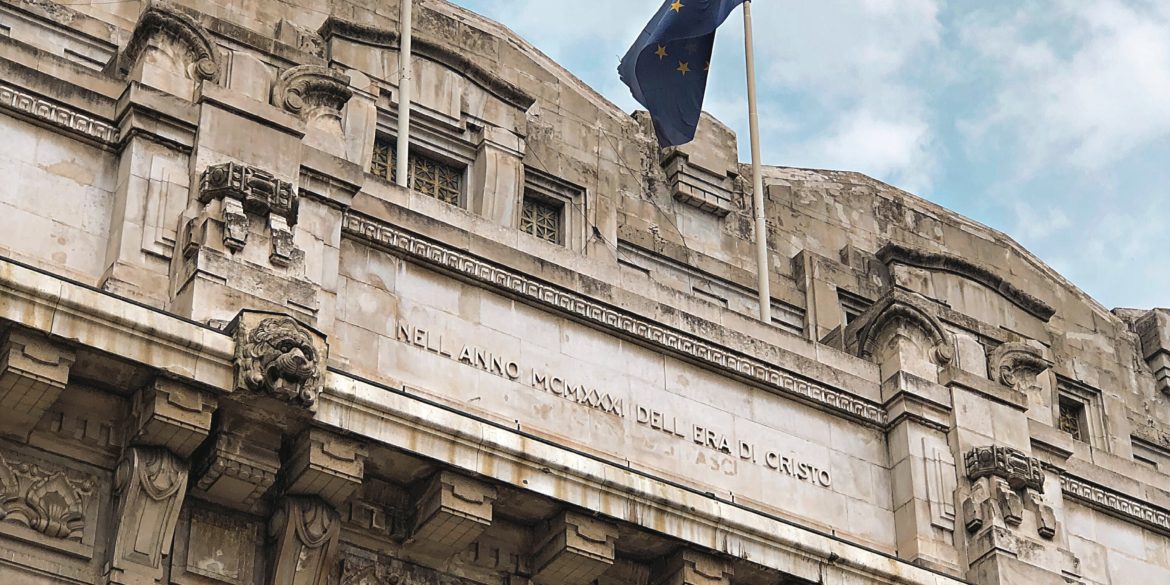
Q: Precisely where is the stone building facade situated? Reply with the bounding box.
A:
[0,1,1168,584]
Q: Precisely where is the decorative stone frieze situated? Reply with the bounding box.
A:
[282,428,366,508]
[107,447,188,585]
[116,1,221,83]
[654,550,733,585]
[342,212,887,425]
[990,342,1052,393]
[531,510,618,585]
[0,329,76,440]
[233,313,325,409]
[1060,474,1170,536]
[129,378,217,459]
[408,470,496,558]
[0,83,118,143]
[269,496,341,585]
[339,551,487,585]
[198,162,301,264]
[0,450,96,542]
[964,446,1044,493]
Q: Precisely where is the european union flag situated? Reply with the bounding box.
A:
[619,0,746,147]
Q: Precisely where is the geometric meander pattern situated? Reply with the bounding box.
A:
[342,211,887,425]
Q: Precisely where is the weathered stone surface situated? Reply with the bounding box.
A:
[1,1,1168,585]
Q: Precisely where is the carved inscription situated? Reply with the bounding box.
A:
[395,318,833,489]
[343,212,885,425]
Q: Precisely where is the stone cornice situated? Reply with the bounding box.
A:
[0,256,234,392]
[341,211,887,425]
[1060,474,1170,536]
[318,373,965,585]
[877,243,1056,322]
[0,81,118,143]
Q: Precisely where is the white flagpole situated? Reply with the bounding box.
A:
[743,0,771,323]
[395,0,413,188]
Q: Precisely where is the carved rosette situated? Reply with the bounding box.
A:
[269,496,341,585]
[0,452,95,542]
[990,342,1052,393]
[117,1,221,82]
[234,314,325,409]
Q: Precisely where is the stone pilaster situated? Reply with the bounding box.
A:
[0,329,75,441]
[531,510,618,585]
[407,470,496,558]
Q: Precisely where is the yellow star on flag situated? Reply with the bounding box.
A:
[670,1,683,12]
[676,61,690,75]
[655,45,668,60]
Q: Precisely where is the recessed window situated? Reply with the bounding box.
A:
[520,195,564,244]
[1058,396,1086,442]
[372,136,463,206]
[837,290,872,327]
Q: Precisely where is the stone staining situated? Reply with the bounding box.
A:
[0,451,95,542]
[962,446,1056,540]
[235,315,323,408]
[269,496,341,585]
[0,84,118,143]
[964,446,1044,493]
[116,0,221,83]
[531,511,618,585]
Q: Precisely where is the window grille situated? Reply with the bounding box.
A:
[372,137,462,206]
[1058,397,1085,442]
[520,195,563,244]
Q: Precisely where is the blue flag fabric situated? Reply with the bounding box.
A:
[619,0,746,147]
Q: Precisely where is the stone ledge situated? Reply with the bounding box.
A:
[318,374,967,585]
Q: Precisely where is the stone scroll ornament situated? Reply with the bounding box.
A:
[236,316,323,408]
[0,452,95,541]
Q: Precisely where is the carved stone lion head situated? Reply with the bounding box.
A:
[238,316,322,407]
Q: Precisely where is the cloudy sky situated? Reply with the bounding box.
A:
[449,0,1170,310]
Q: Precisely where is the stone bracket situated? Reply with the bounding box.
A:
[408,470,496,558]
[0,329,76,440]
[191,422,280,511]
[197,162,301,263]
[964,445,1044,492]
[269,496,341,585]
[654,550,733,585]
[129,378,217,459]
[282,427,367,509]
[107,447,189,585]
[531,510,618,585]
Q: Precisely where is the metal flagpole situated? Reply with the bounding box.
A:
[395,0,413,188]
[743,0,772,323]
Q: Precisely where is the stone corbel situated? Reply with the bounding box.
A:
[531,510,618,585]
[0,328,76,440]
[269,496,341,585]
[282,428,366,509]
[232,311,326,410]
[991,342,1053,394]
[129,377,217,459]
[654,550,733,585]
[197,162,301,265]
[962,445,1057,539]
[1136,309,1170,396]
[273,65,353,158]
[191,415,281,512]
[407,470,496,558]
[107,447,189,585]
[116,1,221,98]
